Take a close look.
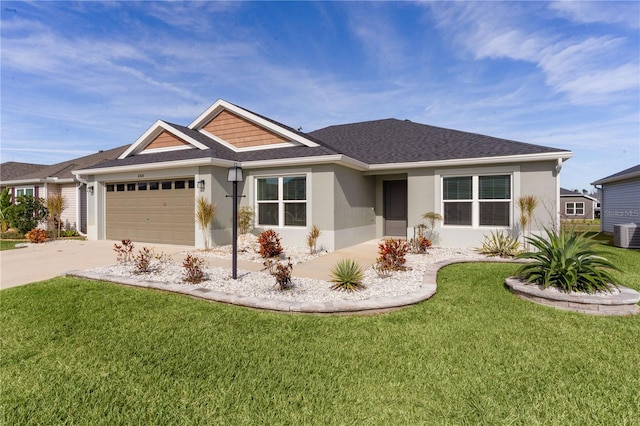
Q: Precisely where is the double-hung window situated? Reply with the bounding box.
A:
[566,202,584,216]
[16,187,34,197]
[256,176,307,227]
[442,174,511,227]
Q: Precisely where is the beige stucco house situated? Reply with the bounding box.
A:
[74,99,573,250]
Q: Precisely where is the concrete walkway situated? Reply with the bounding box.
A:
[0,239,383,289]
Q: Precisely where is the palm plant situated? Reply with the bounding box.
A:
[516,228,621,293]
[195,196,216,250]
[330,258,365,292]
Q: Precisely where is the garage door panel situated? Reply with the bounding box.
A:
[106,179,195,245]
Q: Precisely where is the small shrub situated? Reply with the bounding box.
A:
[182,254,207,284]
[376,239,408,272]
[330,258,365,292]
[0,229,24,239]
[258,229,282,258]
[478,230,520,258]
[133,247,154,274]
[114,239,134,264]
[238,207,255,235]
[516,228,621,294]
[61,229,80,237]
[269,257,293,291]
[154,251,172,263]
[306,225,322,254]
[5,195,48,234]
[25,228,47,243]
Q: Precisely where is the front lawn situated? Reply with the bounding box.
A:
[0,240,24,251]
[1,244,638,424]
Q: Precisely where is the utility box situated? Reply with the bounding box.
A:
[613,223,640,249]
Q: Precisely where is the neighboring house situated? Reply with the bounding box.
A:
[0,147,128,234]
[0,162,48,192]
[74,99,573,249]
[591,164,640,233]
[559,188,598,220]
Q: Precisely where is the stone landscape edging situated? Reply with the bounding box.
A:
[505,277,640,316]
[66,257,639,315]
[65,258,487,314]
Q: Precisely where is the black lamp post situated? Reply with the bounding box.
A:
[227,164,244,279]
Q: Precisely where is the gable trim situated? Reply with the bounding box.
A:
[118,120,209,159]
[189,99,320,148]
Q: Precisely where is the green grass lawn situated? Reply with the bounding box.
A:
[0,240,24,251]
[1,244,639,424]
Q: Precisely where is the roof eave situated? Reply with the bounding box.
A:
[73,157,235,177]
[365,151,573,172]
[591,171,640,186]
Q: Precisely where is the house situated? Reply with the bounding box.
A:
[559,188,598,220]
[74,99,573,249]
[0,162,48,192]
[0,147,128,234]
[591,164,640,234]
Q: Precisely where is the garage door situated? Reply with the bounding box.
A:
[106,179,195,245]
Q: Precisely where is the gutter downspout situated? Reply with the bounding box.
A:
[555,158,563,231]
[74,174,90,237]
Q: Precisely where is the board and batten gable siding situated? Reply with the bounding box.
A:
[601,178,640,233]
[203,110,287,149]
[143,130,191,151]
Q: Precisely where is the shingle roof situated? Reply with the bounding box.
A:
[307,119,568,164]
[4,145,128,182]
[591,164,640,185]
[0,162,48,182]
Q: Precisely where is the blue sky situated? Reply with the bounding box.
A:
[1,1,638,191]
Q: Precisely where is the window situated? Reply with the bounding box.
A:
[442,174,511,227]
[16,187,34,197]
[256,176,307,227]
[106,184,115,192]
[162,181,172,190]
[127,183,136,191]
[138,183,147,191]
[149,182,159,190]
[566,202,584,216]
[174,180,186,189]
[116,184,125,192]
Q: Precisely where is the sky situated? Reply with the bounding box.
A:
[1,1,638,192]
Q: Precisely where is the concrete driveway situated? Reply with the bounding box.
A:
[0,240,193,290]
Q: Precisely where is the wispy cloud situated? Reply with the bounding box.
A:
[549,1,640,29]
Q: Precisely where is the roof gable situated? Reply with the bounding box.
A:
[188,99,319,151]
[118,120,209,159]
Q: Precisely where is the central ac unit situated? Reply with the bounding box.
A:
[613,223,640,249]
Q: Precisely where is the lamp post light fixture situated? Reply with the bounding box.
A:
[227,164,244,279]
[197,180,205,190]
[88,186,94,195]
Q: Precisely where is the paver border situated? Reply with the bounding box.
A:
[65,257,512,314]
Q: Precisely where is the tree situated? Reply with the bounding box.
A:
[46,193,68,238]
[0,188,12,232]
[195,196,216,250]
[5,195,48,234]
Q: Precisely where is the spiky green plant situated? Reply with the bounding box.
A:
[195,196,216,250]
[478,230,520,258]
[516,228,621,293]
[330,258,365,292]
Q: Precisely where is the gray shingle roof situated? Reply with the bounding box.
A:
[0,162,48,182]
[591,164,640,185]
[81,110,571,172]
[4,145,128,182]
[307,119,568,164]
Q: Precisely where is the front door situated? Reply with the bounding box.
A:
[383,180,407,237]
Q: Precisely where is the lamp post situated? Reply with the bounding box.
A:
[227,164,244,279]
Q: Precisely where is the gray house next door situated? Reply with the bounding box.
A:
[383,180,407,237]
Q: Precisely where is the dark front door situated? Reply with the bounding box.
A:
[383,180,407,236]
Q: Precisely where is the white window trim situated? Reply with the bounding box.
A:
[436,166,519,229]
[566,202,584,216]
[254,173,310,228]
[15,186,35,197]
